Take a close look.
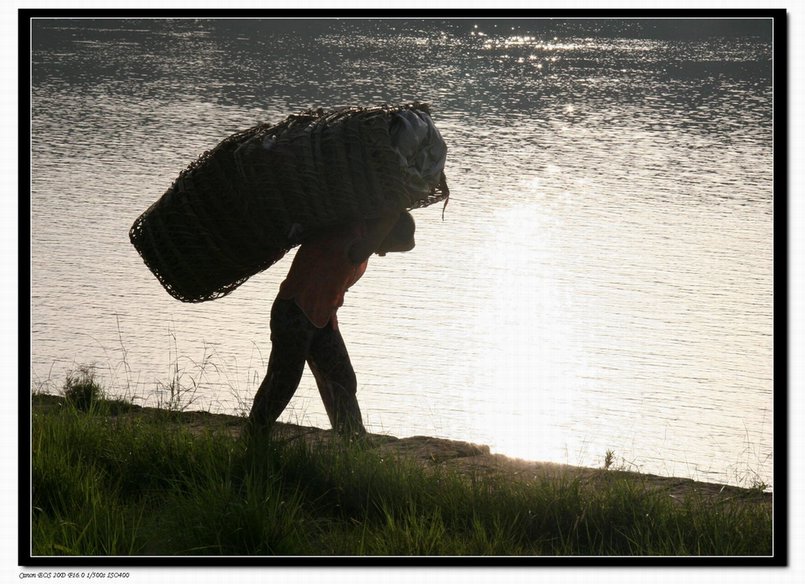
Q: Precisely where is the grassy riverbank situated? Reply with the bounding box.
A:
[29,387,773,559]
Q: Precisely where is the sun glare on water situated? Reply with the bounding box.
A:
[463,200,601,464]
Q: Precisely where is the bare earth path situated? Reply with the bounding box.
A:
[32,394,772,508]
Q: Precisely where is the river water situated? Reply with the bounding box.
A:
[29,18,775,489]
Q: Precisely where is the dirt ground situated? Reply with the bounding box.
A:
[268,420,773,507]
[32,394,773,508]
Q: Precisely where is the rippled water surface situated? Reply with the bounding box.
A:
[30,18,775,488]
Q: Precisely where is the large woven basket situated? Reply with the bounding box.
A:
[129,103,449,302]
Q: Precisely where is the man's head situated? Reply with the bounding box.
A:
[377,211,415,256]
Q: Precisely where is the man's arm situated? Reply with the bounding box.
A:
[348,213,401,265]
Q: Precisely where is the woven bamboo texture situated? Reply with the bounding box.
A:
[129,103,449,303]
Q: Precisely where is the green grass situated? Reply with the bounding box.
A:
[29,388,773,558]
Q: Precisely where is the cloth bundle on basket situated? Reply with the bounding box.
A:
[129,103,449,303]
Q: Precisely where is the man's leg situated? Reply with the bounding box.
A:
[307,325,366,436]
[248,300,317,433]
